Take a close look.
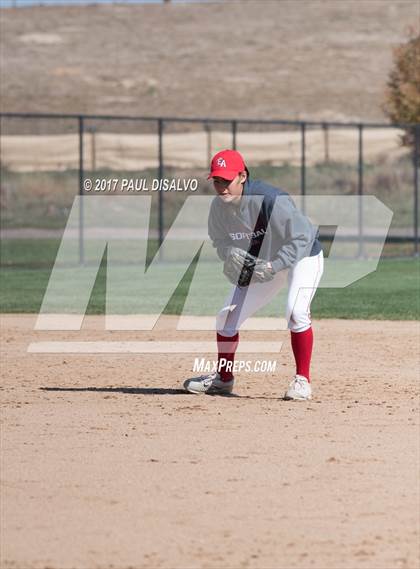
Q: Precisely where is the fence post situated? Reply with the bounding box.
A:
[78,116,84,265]
[88,126,96,172]
[414,126,419,257]
[322,123,330,163]
[357,124,364,259]
[158,118,164,260]
[231,120,237,150]
[204,121,212,165]
[300,122,306,213]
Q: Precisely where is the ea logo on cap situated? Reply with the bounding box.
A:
[217,158,227,168]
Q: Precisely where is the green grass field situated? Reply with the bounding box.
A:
[1,238,418,319]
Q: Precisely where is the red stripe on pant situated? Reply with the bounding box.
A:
[290,327,313,382]
[217,332,239,381]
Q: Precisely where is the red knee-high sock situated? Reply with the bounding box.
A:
[217,332,239,381]
[290,327,313,382]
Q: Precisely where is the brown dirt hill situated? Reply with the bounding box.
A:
[0,0,418,121]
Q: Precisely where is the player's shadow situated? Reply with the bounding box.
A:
[40,386,187,395]
[39,386,277,399]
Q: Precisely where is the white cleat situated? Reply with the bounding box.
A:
[284,374,312,400]
[183,372,234,395]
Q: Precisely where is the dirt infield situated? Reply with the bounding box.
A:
[1,315,419,569]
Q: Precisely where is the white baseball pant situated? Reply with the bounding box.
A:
[216,250,324,336]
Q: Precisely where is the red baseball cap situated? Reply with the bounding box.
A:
[207,149,246,180]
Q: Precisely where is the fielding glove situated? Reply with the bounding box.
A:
[223,247,274,287]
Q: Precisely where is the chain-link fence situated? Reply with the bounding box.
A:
[1,112,419,264]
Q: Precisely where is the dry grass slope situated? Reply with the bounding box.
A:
[0,0,419,120]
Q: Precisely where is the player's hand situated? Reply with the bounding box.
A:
[253,259,275,283]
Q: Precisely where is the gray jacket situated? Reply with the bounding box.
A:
[208,178,321,272]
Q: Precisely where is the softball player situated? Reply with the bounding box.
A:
[183,149,324,400]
